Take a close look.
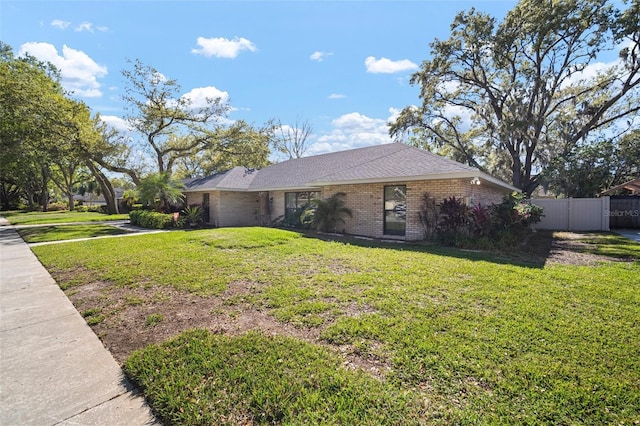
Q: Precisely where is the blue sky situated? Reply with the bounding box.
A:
[2,1,521,157]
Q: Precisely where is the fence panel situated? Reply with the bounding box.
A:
[609,197,640,229]
[532,197,610,231]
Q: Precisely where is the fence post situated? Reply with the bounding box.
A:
[602,196,610,231]
[568,198,573,231]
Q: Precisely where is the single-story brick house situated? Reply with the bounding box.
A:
[183,142,518,240]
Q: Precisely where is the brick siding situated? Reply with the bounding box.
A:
[321,179,507,241]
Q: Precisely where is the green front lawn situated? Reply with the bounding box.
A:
[17,224,128,243]
[32,228,640,424]
[3,210,128,225]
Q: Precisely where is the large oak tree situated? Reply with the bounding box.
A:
[390,0,640,195]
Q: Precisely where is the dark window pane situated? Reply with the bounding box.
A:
[384,185,406,236]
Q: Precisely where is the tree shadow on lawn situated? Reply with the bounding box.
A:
[298,229,637,268]
[17,224,129,243]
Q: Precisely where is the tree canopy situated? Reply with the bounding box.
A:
[391,0,640,195]
[96,59,273,183]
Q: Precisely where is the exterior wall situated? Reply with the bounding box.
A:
[322,179,508,241]
[270,191,286,222]
[217,191,260,227]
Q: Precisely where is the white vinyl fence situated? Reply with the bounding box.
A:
[532,197,610,231]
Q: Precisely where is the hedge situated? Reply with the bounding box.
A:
[129,210,177,229]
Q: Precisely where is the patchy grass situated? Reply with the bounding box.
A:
[17,224,128,243]
[579,232,640,260]
[3,210,128,225]
[81,308,105,326]
[144,313,164,327]
[125,330,423,425]
[32,227,640,424]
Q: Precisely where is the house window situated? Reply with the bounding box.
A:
[202,193,210,223]
[285,191,318,218]
[384,185,406,236]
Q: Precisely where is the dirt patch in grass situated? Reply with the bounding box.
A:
[544,231,625,265]
[65,279,321,364]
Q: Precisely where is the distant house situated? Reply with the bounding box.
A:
[74,188,125,207]
[600,178,640,196]
[183,143,517,240]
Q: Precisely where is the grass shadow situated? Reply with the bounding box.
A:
[17,224,129,243]
[297,229,555,269]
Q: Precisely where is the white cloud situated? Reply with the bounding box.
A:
[438,104,474,132]
[365,56,418,74]
[561,61,613,89]
[18,42,107,98]
[100,115,130,132]
[180,86,230,108]
[387,107,402,123]
[328,93,346,99]
[310,51,333,62]
[75,22,93,32]
[437,80,460,95]
[309,109,397,154]
[51,19,71,30]
[191,36,256,59]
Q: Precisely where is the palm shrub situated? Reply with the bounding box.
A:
[122,189,139,210]
[311,192,352,233]
[182,204,204,228]
[137,173,185,213]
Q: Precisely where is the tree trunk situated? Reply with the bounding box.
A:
[85,160,119,214]
[67,192,75,211]
[40,167,49,212]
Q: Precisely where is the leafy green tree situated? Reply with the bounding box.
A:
[173,120,272,178]
[616,129,640,181]
[45,98,98,211]
[137,172,185,213]
[391,0,640,195]
[311,192,353,233]
[544,130,640,197]
[0,42,69,210]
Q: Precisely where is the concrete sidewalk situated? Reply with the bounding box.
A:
[615,228,640,243]
[0,218,159,425]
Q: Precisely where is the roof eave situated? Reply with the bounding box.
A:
[183,186,251,192]
[184,185,323,193]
